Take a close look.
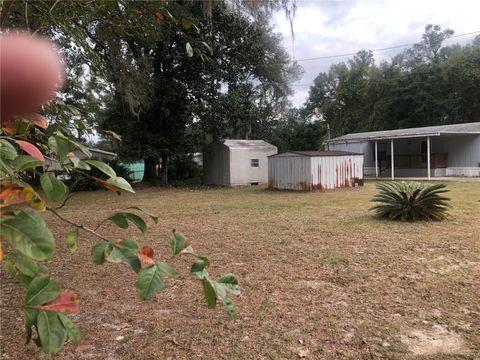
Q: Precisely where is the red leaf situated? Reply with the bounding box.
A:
[1,119,17,134]
[0,185,45,210]
[93,177,121,195]
[0,186,24,207]
[23,113,48,129]
[39,291,79,313]
[154,11,164,21]
[15,140,45,161]
[138,246,155,266]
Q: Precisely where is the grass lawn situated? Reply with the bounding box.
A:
[1,181,479,359]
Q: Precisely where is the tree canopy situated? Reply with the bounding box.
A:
[303,25,480,139]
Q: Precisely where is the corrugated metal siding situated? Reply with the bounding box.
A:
[268,155,311,190]
[269,154,364,191]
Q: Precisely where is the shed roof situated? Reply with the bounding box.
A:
[222,139,277,150]
[270,150,362,157]
[327,122,480,143]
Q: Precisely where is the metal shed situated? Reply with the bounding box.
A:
[203,140,278,186]
[268,151,364,190]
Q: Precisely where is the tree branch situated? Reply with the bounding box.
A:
[46,206,110,243]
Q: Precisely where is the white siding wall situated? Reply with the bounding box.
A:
[230,147,277,185]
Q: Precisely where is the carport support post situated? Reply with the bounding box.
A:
[391,139,395,180]
[427,136,431,179]
[375,141,378,179]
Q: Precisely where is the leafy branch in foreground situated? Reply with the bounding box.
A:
[0,17,240,356]
[370,182,451,221]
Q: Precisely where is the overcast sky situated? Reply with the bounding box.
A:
[271,0,480,107]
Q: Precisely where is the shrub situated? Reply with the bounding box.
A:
[168,154,202,185]
[370,182,451,221]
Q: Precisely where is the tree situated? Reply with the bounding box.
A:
[397,24,454,65]
[1,1,300,354]
[0,3,266,355]
[269,108,326,151]
[100,2,301,182]
[304,25,480,137]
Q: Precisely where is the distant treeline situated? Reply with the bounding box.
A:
[274,25,480,150]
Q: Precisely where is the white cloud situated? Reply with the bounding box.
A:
[272,0,480,106]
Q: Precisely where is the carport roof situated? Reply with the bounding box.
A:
[327,122,480,143]
[270,150,362,157]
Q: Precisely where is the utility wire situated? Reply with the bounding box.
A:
[294,30,480,62]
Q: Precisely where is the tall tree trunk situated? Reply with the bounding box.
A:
[143,157,158,181]
[160,153,169,184]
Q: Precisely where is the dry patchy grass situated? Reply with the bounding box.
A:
[1,181,479,359]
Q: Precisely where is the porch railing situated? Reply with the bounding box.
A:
[386,153,448,168]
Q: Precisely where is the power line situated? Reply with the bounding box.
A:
[294,30,480,62]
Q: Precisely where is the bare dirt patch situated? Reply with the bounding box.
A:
[401,324,470,356]
[1,182,479,359]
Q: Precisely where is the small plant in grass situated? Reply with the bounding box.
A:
[370,182,450,221]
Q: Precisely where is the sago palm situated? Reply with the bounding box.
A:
[370,182,451,221]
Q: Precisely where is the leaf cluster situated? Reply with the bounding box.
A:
[370,182,451,221]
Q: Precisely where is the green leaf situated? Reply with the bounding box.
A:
[66,229,79,253]
[118,238,139,252]
[191,268,208,280]
[181,18,193,30]
[218,273,238,285]
[91,243,107,264]
[106,176,135,193]
[201,41,213,56]
[106,245,141,273]
[37,310,67,354]
[108,213,129,228]
[128,206,158,223]
[13,155,43,171]
[0,139,18,160]
[124,213,147,235]
[24,309,38,344]
[48,136,71,162]
[156,261,176,277]
[108,212,147,235]
[84,160,116,178]
[40,173,67,201]
[136,264,164,300]
[170,232,186,255]
[191,258,208,273]
[12,252,49,278]
[220,295,236,319]
[1,211,55,260]
[0,156,15,177]
[26,276,61,306]
[202,279,217,309]
[17,273,34,288]
[186,42,194,57]
[218,273,240,295]
[58,313,81,346]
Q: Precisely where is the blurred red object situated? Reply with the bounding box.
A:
[0,32,65,121]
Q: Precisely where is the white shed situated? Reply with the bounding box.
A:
[203,140,278,186]
[268,151,364,190]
